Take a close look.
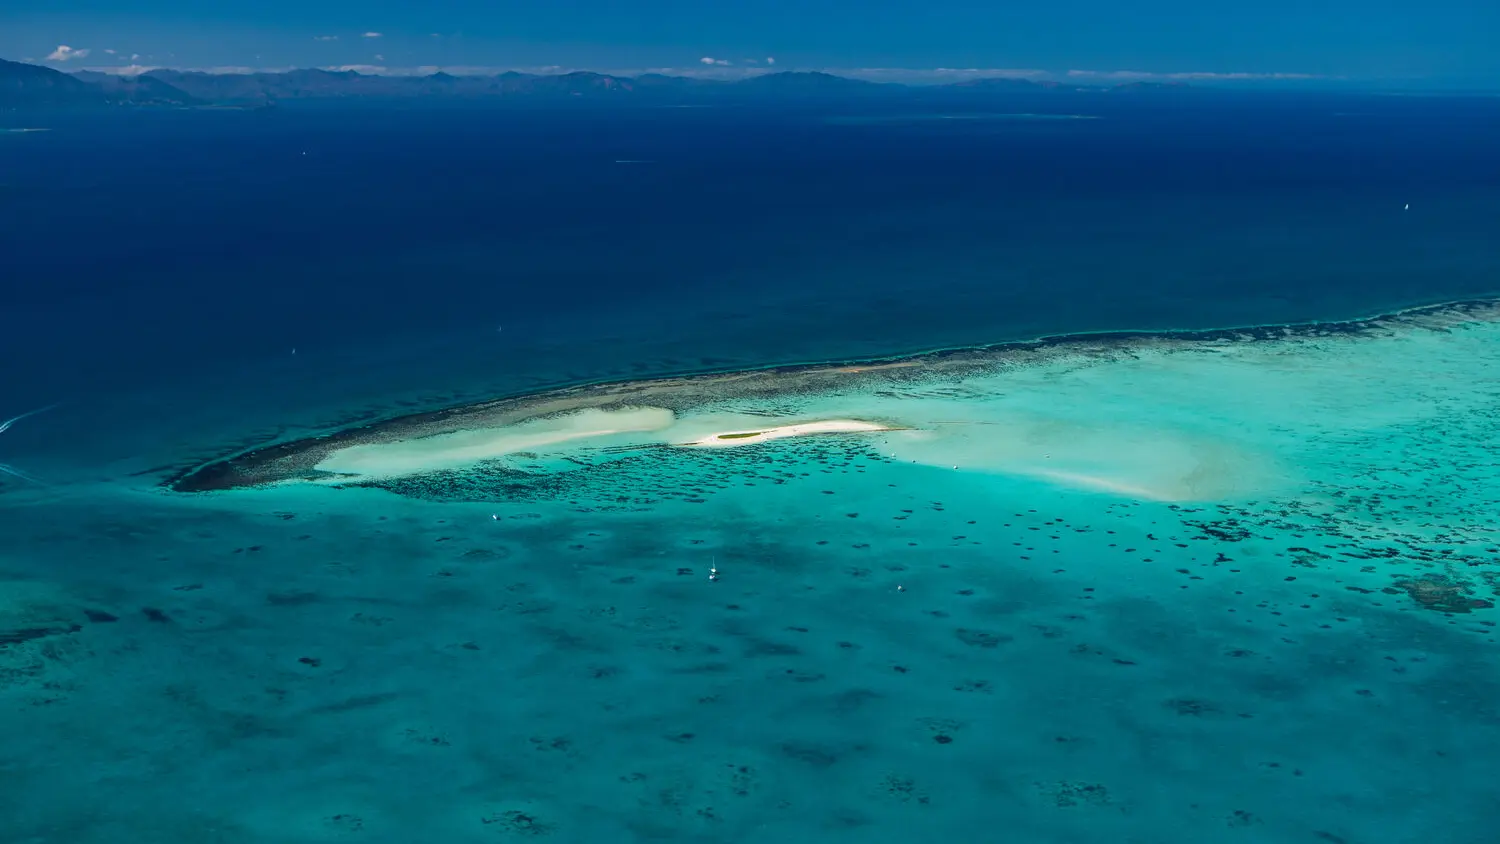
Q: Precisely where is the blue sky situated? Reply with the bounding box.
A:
[4,0,1497,85]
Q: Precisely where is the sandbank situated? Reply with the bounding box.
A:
[310,406,674,484]
[678,419,893,448]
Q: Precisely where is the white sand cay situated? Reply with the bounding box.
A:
[678,419,894,448]
[300,410,894,485]
[311,406,676,483]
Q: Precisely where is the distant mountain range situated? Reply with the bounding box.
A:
[1,57,1195,109]
[0,58,203,106]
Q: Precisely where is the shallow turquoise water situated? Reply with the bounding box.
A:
[2,304,1496,842]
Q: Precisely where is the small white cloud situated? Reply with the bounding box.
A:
[374,54,385,61]
[45,45,90,62]
[103,48,116,55]
[766,57,775,65]
[699,56,731,66]
[362,31,382,38]
[130,53,141,60]
[314,35,339,42]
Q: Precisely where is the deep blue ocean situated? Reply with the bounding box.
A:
[3,92,1498,470]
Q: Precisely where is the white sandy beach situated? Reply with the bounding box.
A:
[677,419,893,447]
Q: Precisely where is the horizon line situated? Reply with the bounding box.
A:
[58,62,1346,85]
[14,54,1491,89]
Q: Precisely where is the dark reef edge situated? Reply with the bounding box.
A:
[161,297,1500,494]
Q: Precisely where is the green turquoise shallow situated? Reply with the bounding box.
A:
[5,298,1496,840]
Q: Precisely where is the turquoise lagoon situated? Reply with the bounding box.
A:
[2,301,1497,842]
